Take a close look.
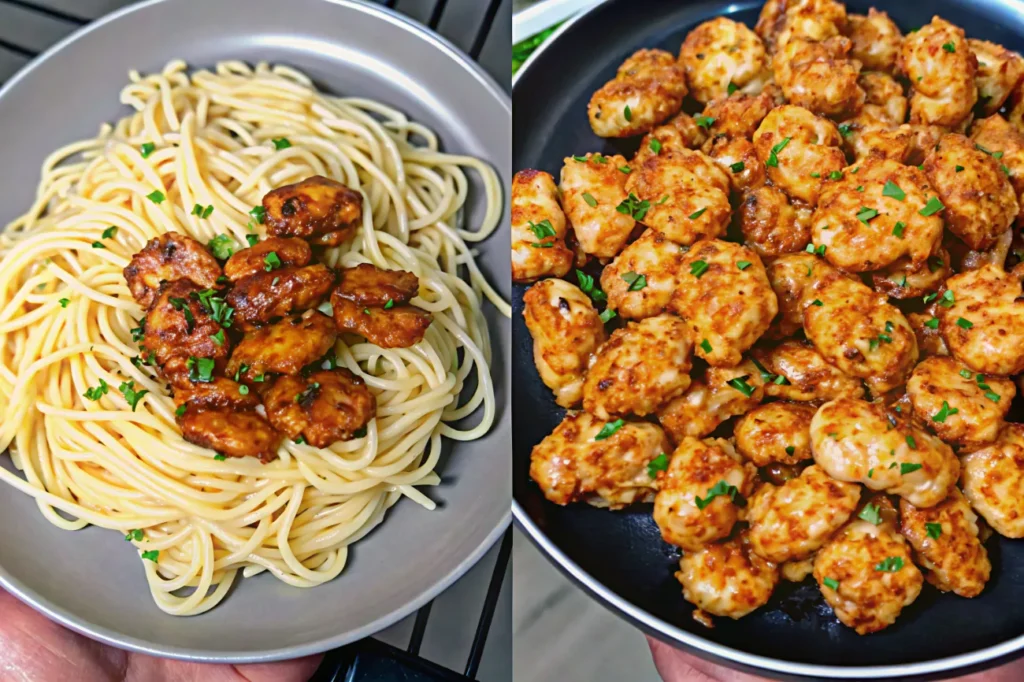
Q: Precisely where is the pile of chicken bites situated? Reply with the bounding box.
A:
[513,1,1024,635]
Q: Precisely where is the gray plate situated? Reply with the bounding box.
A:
[0,0,511,663]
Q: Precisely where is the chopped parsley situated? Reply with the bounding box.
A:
[823,577,840,590]
[960,369,974,379]
[700,339,712,353]
[901,462,923,474]
[726,375,755,397]
[924,317,938,329]
[246,234,260,247]
[294,381,322,404]
[594,418,625,441]
[186,357,215,383]
[941,42,955,53]
[582,192,597,208]
[118,380,149,411]
[955,165,964,173]
[892,221,906,238]
[168,296,195,333]
[621,271,647,291]
[810,172,820,178]
[838,123,853,137]
[528,219,556,246]
[729,161,745,173]
[647,453,669,478]
[599,309,617,323]
[856,207,879,224]
[695,116,715,129]
[829,170,843,180]
[690,260,710,278]
[141,550,160,562]
[59,298,69,308]
[765,137,791,167]
[91,241,106,249]
[239,384,250,396]
[689,207,707,220]
[619,165,631,174]
[575,270,607,303]
[785,446,795,456]
[624,105,632,122]
[926,523,942,540]
[125,528,144,542]
[249,206,266,224]
[727,81,738,95]
[208,235,235,259]
[210,329,225,346]
[810,299,823,307]
[875,556,904,572]
[737,261,752,270]
[859,503,882,525]
[264,252,282,271]
[649,139,662,154]
[175,404,187,417]
[939,290,955,307]
[213,454,227,461]
[882,181,906,201]
[271,137,291,150]
[615,193,650,220]
[102,226,118,239]
[83,379,110,401]
[919,196,945,216]
[146,190,165,204]
[956,317,973,329]
[906,435,917,449]
[140,142,155,158]
[695,480,745,510]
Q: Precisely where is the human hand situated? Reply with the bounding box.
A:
[648,636,1024,682]
[0,588,322,682]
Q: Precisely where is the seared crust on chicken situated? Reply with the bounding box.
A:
[773,37,864,118]
[124,233,222,309]
[227,264,335,330]
[899,16,978,128]
[735,401,816,467]
[970,39,1024,117]
[938,264,1024,375]
[334,263,419,307]
[143,280,232,387]
[753,105,846,205]
[678,18,770,104]
[223,237,311,282]
[511,169,574,283]
[846,9,902,73]
[961,425,1024,538]
[738,185,812,258]
[657,359,766,442]
[560,154,635,259]
[227,310,337,380]
[601,229,685,321]
[753,340,865,403]
[263,175,362,247]
[263,369,375,448]
[676,530,779,620]
[179,408,282,462]
[588,49,687,138]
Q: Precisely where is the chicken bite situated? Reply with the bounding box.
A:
[143,280,232,387]
[803,270,918,395]
[773,37,864,118]
[703,136,766,194]
[811,397,960,508]
[223,237,311,282]
[124,233,222,309]
[510,169,574,283]
[226,310,337,381]
[753,105,846,205]
[583,314,692,419]
[734,401,816,467]
[970,115,1024,226]
[906,356,1014,450]
[699,90,778,140]
[753,340,865,403]
[757,0,847,53]
[678,17,770,105]
[633,113,708,167]
[970,39,1024,117]
[227,264,335,330]
[737,185,812,258]
[813,499,924,635]
[600,229,684,321]
[559,153,635,259]
[900,488,991,598]
[675,530,779,621]
[870,251,950,300]
[764,252,826,338]
[173,376,260,412]
[588,49,687,138]
[670,240,777,367]
[899,16,978,128]
[529,412,671,509]
[846,9,902,73]
[908,310,950,359]
[747,464,861,563]
[625,149,731,245]
[263,368,375,448]
[938,264,1024,375]
[653,437,757,550]
[522,278,607,408]
[262,175,362,247]
[961,424,1024,538]
[179,408,282,462]
[331,264,431,349]
[657,359,766,442]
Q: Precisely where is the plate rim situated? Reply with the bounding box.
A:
[0,0,511,663]
[510,1,1024,677]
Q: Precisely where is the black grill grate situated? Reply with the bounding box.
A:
[0,1,510,680]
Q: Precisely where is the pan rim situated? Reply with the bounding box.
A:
[510,0,1024,676]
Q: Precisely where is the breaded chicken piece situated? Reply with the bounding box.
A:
[703,136,766,194]
[228,264,335,330]
[633,113,708,168]
[939,264,1024,375]
[653,437,757,550]
[734,401,817,467]
[747,464,861,563]
[812,157,944,272]
[906,356,1014,450]
[838,73,909,161]
[559,153,635,259]
[223,237,311,282]
[773,37,864,118]
[753,340,865,403]
[814,503,924,635]
[263,175,362,247]
[860,71,909,126]
[738,185,812,258]
[900,488,991,598]
[803,270,918,394]
[179,408,282,462]
[811,397,960,508]
[757,0,847,53]
[263,368,375,448]
[899,17,978,128]
[846,9,902,73]
[334,263,419,307]
[625,149,731,245]
[529,412,671,509]
[970,39,1024,117]
[173,376,259,412]
[871,251,950,300]
[588,49,687,138]
[847,126,913,164]
[699,90,777,140]
[670,240,777,367]
[330,264,431,349]
[226,310,337,381]
[970,115,1024,225]
[907,310,950,359]
[764,253,828,338]
[510,169,574,283]
[961,424,1024,538]
[678,18,770,104]
[657,359,766,442]
[124,233,222,309]
[675,530,779,621]
[143,280,232,387]
[924,134,1019,251]
[522,278,607,408]
[753,105,846,205]
[600,229,684,321]
[583,314,692,419]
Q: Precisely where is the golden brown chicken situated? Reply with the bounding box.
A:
[871,251,950,300]
[263,368,375,448]
[582,314,692,419]
[734,401,817,467]
[678,17,770,104]
[757,0,847,53]
[653,437,757,551]
[899,16,978,128]
[223,237,311,282]
[961,424,1024,538]
[846,9,902,73]
[773,36,864,118]
[510,169,575,283]
[908,310,951,359]
[763,252,826,339]
[656,359,766,443]
[703,136,766,194]
[124,233,222,309]
[813,498,924,635]
[331,264,431,349]
[737,185,812,258]
[970,115,1024,225]
[529,412,671,508]
[522,278,607,408]
[899,488,991,598]
[600,229,684,321]
[559,154,635,259]
[588,49,687,138]
[263,175,362,247]
[811,397,959,508]
[633,113,708,167]
[226,310,337,381]
[173,376,259,411]
[970,39,1024,117]
[227,264,335,330]
[747,464,861,563]
[699,90,779,141]
[179,408,282,462]
[906,356,1014,450]
[938,264,1024,375]
[675,530,779,621]
[670,240,777,367]
[753,105,846,205]
[753,340,865,403]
